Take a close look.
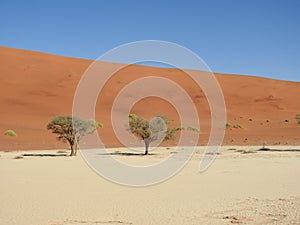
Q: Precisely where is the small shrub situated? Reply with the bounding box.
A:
[296,114,300,124]
[225,123,231,129]
[186,126,200,133]
[4,130,17,137]
[233,124,243,129]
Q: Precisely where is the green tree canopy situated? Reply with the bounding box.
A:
[47,115,102,156]
[128,114,183,155]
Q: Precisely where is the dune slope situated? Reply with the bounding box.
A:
[0,46,299,150]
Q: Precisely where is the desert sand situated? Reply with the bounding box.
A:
[0,46,300,150]
[1,146,300,225]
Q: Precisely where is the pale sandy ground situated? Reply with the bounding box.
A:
[1,146,300,225]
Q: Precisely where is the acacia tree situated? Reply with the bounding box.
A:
[47,115,102,156]
[128,114,183,155]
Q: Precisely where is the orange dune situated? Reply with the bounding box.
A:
[0,46,299,150]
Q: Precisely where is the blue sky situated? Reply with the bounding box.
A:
[0,0,299,81]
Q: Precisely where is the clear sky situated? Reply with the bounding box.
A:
[0,0,299,81]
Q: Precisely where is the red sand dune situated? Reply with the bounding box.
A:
[0,46,299,150]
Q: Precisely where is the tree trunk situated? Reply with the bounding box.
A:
[144,139,150,155]
[74,141,78,156]
[74,136,80,156]
[70,143,76,156]
[74,146,77,156]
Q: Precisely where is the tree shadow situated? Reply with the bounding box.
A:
[23,153,68,157]
[258,148,300,152]
[97,152,157,156]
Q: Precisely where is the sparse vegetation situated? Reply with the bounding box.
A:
[47,115,103,156]
[186,126,200,133]
[128,114,183,155]
[296,114,300,124]
[233,124,243,129]
[225,123,231,129]
[226,123,243,129]
[4,130,17,137]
